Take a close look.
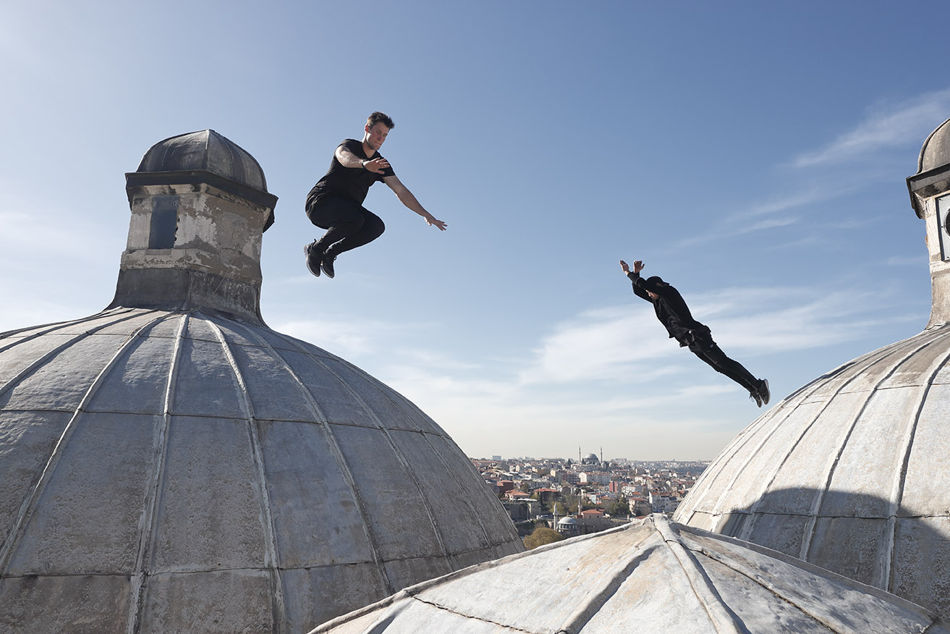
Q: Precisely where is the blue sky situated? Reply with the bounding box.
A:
[1,1,947,460]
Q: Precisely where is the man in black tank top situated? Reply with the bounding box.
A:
[304,111,447,278]
[621,259,771,407]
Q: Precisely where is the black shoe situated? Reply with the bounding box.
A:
[304,240,322,277]
[757,379,770,406]
[321,252,336,278]
[750,389,763,407]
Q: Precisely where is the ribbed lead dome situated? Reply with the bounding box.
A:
[674,325,950,620]
[0,130,520,632]
[917,117,950,175]
[136,129,268,192]
[314,515,947,633]
[0,307,522,631]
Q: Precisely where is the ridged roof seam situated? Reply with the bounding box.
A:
[370,383,507,547]
[230,324,395,594]
[0,311,167,579]
[270,331,455,567]
[684,375,831,531]
[369,386,511,534]
[655,516,745,633]
[553,537,660,633]
[0,307,140,353]
[412,430,500,548]
[682,334,916,529]
[127,313,188,634]
[884,327,950,592]
[799,332,946,562]
[680,534,932,632]
[306,355,455,568]
[736,330,943,543]
[206,317,288,629]
[0,309,155,401]
[310,522,652,634]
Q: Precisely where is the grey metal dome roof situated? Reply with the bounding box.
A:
[917,117,950,174]
[136,129,268,192]
[0,307,522,632]
[674,324,950,621]
[908,118,950,218]
[313,514,947,633]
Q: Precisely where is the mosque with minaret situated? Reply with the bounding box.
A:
[3,121,950,632]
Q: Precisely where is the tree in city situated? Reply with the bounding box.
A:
[523,526,565,550]
[605,498,630,518]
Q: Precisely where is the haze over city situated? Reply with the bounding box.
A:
[2,2,949,459]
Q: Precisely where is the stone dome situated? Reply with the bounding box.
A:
[676,117,950,621]
[0,308,522,632]
[0,132,522,632]
[136,129,268,193]
[131,130,275,231]
[313,515,947,633]
[917,117,950,175]
[673,327,950,618]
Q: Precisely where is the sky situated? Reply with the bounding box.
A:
[1,1,948,461]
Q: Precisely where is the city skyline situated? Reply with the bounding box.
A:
[3,2,950,459]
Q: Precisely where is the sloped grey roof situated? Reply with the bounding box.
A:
[136,129,268,192]
[674,323,950,621]
[917,117,950,174]
[0,308,522,632]
[312,514,947,633]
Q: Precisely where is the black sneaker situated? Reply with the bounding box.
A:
[750,390,763,407]
[321,252,336,278]
[304,241,322,277]
[757,379,770,406]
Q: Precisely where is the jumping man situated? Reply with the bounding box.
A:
[621,259,770,406]
[304,112,447,278]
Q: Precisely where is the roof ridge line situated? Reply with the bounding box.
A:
[654,515,745,633]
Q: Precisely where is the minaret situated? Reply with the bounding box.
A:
[108,129,278,324]
[907,117,950,327]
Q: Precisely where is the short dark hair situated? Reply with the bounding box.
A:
[367,111,394,129]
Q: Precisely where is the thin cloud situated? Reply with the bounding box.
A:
[886,255,926,266]
[677,215,800,248]
[0,210,101,260]
[728,188,832,221]
[792,89,950,168]
[277,317,421,358]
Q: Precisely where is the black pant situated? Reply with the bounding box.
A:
[307,195,385,256]
[692,343,759,393]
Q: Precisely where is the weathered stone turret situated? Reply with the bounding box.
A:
[908,117,950,327]
[109,130,277,324]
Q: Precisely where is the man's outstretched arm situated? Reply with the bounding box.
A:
[620,259,652,302]
[384,175,447,230]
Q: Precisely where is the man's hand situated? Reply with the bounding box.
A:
[425,216,447,231]
[620,259,630,274]
[633,260,645,274]
[362,157,390,174]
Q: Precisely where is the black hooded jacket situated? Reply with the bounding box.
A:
[627,271,711,347]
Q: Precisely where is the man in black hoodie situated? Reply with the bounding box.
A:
[621,259,770,407]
